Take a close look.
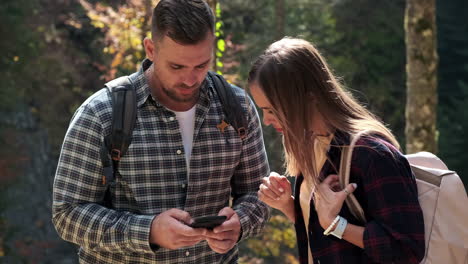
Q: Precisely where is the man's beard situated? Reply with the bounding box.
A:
[162,79,206,103]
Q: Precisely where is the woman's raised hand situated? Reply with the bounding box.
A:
[258,172,293,211]
[313,174,357,230]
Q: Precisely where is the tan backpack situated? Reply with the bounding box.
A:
[339,133,468,264]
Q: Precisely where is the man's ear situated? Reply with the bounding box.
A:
[143,37,156,62]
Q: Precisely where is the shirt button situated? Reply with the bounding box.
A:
[169,117,175,121]
[185,251,190,256]
[181,183,186,189]
[176,149,182,155]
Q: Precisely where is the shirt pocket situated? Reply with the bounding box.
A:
[216,124,243,166]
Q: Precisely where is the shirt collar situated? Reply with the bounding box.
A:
[128,59,154,108]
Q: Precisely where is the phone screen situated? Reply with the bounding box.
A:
[189,215,227,229]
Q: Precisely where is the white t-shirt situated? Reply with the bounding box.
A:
[173,105,197,176]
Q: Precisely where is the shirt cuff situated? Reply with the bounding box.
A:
[128,214,158,253]
[235,209,250,242]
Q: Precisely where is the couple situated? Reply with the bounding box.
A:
[52,0,425,263]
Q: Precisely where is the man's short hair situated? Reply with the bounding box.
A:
[152,0,215,44]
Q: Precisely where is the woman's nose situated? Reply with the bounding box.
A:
[263,116,272,126]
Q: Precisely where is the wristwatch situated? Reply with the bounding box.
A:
[330,216,348,239]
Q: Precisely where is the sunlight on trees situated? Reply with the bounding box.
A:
[79,0,159,80]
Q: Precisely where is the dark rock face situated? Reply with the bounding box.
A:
[1,106,77,264]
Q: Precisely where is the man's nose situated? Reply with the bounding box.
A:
[182,71,198,87]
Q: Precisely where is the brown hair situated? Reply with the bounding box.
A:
[248,37,399,185]
[152,0,215,44]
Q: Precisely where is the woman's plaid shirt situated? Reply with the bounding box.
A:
[52,60,271,263]
[294,132,425,264]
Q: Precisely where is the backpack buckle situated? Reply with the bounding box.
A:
[111,149,121,161]
[238,127,247,140]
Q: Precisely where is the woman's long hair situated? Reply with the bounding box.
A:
[248,37,399,186]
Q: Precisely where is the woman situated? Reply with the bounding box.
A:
[248,38,425,264]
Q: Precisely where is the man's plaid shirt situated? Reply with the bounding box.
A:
[52,60,271,263]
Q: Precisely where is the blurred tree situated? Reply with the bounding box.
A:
[275,0,285,40]
[206,0,220,73]
[404,0,438,153]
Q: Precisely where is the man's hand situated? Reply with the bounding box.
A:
[204,207,241,254]
[149,209,207,250]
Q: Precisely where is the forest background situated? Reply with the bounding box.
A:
[0,0,467,263]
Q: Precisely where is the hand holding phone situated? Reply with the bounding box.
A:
[189,215,227,229]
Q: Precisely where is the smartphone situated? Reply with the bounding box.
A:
[189,215,227,229]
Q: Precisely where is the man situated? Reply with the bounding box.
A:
[52,0,270,263]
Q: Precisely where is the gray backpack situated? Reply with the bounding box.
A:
[340,132,468,263]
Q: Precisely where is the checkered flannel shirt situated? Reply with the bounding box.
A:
[52,59,271,263]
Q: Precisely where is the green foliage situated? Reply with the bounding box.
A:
[439,80,468,185]
[246,214,297,255]
[330,0,407,142]
[219,0,277,83]
[437,0,468,188]
[215,2,225,74]
[239,212,298,263]
[80,0,159,78]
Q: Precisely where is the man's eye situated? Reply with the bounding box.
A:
[171,65,182,70]
[196,64,207,69]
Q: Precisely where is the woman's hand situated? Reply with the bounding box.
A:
[313,174,357,230]
[258,172,295,222]
[258,172,292,211]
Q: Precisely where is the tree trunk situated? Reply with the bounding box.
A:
[206,0,216,9]
[142,0,153,40]
[205,0,218,72]
[275,0,285,40]
[404,0,438,154]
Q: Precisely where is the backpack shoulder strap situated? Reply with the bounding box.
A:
[339,131,367,224]
[208,71,248,140]
[100,76,137,187]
